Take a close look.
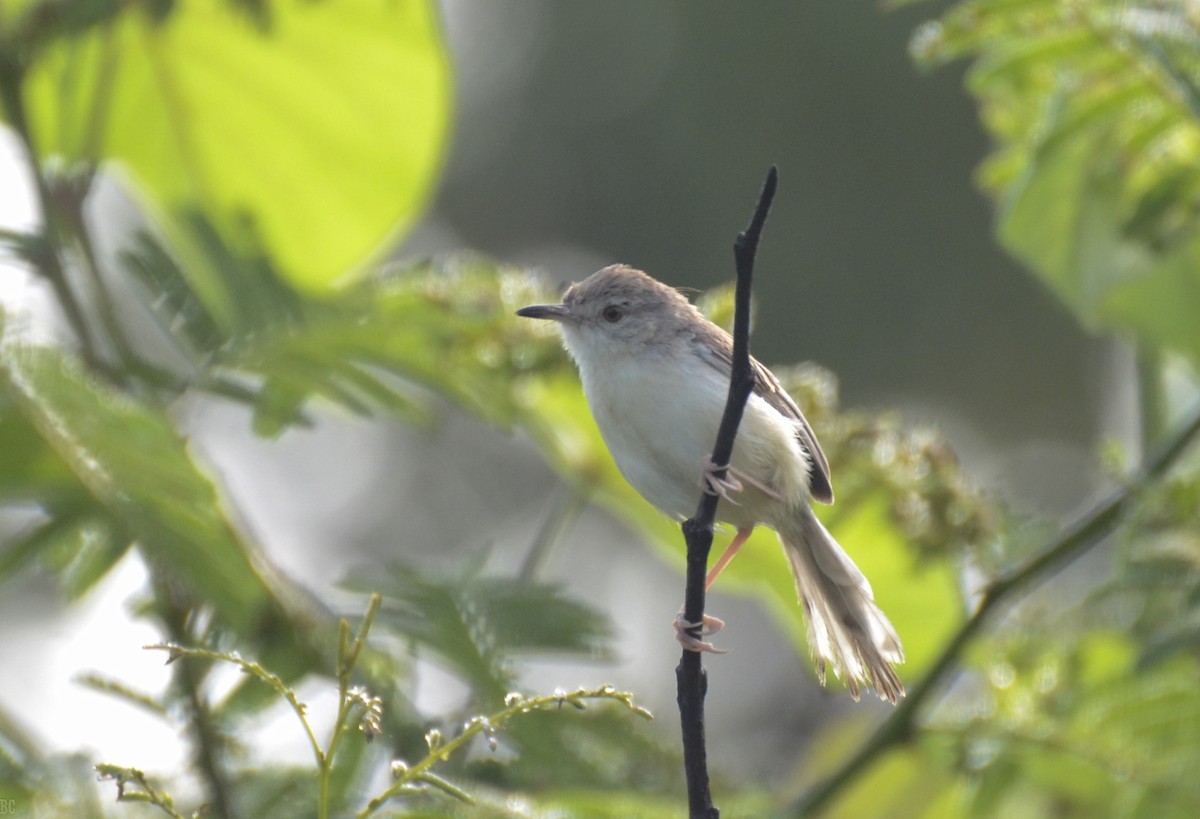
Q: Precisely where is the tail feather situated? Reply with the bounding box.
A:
[781,507,905,703]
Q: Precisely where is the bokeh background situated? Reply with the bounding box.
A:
[423,0,1121,504]
[381,0,1121,776]
[2,1,1184,815]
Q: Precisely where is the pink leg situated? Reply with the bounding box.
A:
[706,526,754,590]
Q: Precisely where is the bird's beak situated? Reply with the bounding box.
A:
[516,303,575,323]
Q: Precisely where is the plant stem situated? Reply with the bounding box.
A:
[794,400,1200,816]
[358,686,651,818]
[70,191,144,378]
[148,573,237,819]
[677,165,778,819]
[317,619,351,819]
[0,57,106,372]
[320,594,380,819]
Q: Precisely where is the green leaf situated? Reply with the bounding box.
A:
[0,374,135,597]
[1100,235,1200,364]
[995,116,1133,325]
[912,0,1200,364]
[957,633,1200,816]
[57,516,128,600]
[119,228,224,354]
[0,395,78,500]
[466,697,676,796]
[0,342,274,631]
[353,561,614,703]
[20,0,451,292]
[213,258,560,437]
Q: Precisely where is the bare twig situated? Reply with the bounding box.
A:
[677,166,778,819]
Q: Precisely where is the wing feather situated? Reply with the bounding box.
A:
[692,325,835,504]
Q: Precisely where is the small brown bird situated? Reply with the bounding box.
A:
[518,265,904,702]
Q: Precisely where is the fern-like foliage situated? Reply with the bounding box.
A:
[349,560,614,704]
[119,223,558,436]
[912,0,1200,365]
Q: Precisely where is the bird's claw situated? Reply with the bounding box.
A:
[674,609,728,654]
[699,455,784,504]
[700,455,743,504]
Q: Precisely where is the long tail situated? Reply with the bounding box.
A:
[779,507,905,703]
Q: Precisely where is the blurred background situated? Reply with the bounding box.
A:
[0,0,1103,777]
[431,0,1110,456]
[427,0,1130,507]
[379,0,1120,778]
[2,1,1195,817]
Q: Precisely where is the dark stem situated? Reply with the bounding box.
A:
[677,166,778,819]
[6,49,139,386]
[70,192,144,379]
[148,570,236,819]
[0,58,107,373]
[794,399,1200,816]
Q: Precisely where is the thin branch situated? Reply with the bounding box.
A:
[145,642,325,770]
[794,399,1200,816]
[70,187,145,377]
[322,595,382,816]
[0,58,105,371]
[677,166,778,819]
[146,573,237,819]
[95,764,188,819]
[359,686,652,817]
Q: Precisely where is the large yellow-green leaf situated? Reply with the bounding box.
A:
[21,0,450,294]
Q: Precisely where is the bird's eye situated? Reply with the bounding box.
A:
[602,305,623,323]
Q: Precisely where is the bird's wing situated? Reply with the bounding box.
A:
[694,326,835,505]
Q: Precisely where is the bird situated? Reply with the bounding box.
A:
[516,264,904,703]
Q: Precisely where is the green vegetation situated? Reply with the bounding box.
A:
[0,0,1198,816]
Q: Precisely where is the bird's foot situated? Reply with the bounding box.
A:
[699,456,784,504]
[699,455,743,503]
[674,608,727,654]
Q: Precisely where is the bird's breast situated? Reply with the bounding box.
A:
[574,346,814,531]
[577,350,747,520]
